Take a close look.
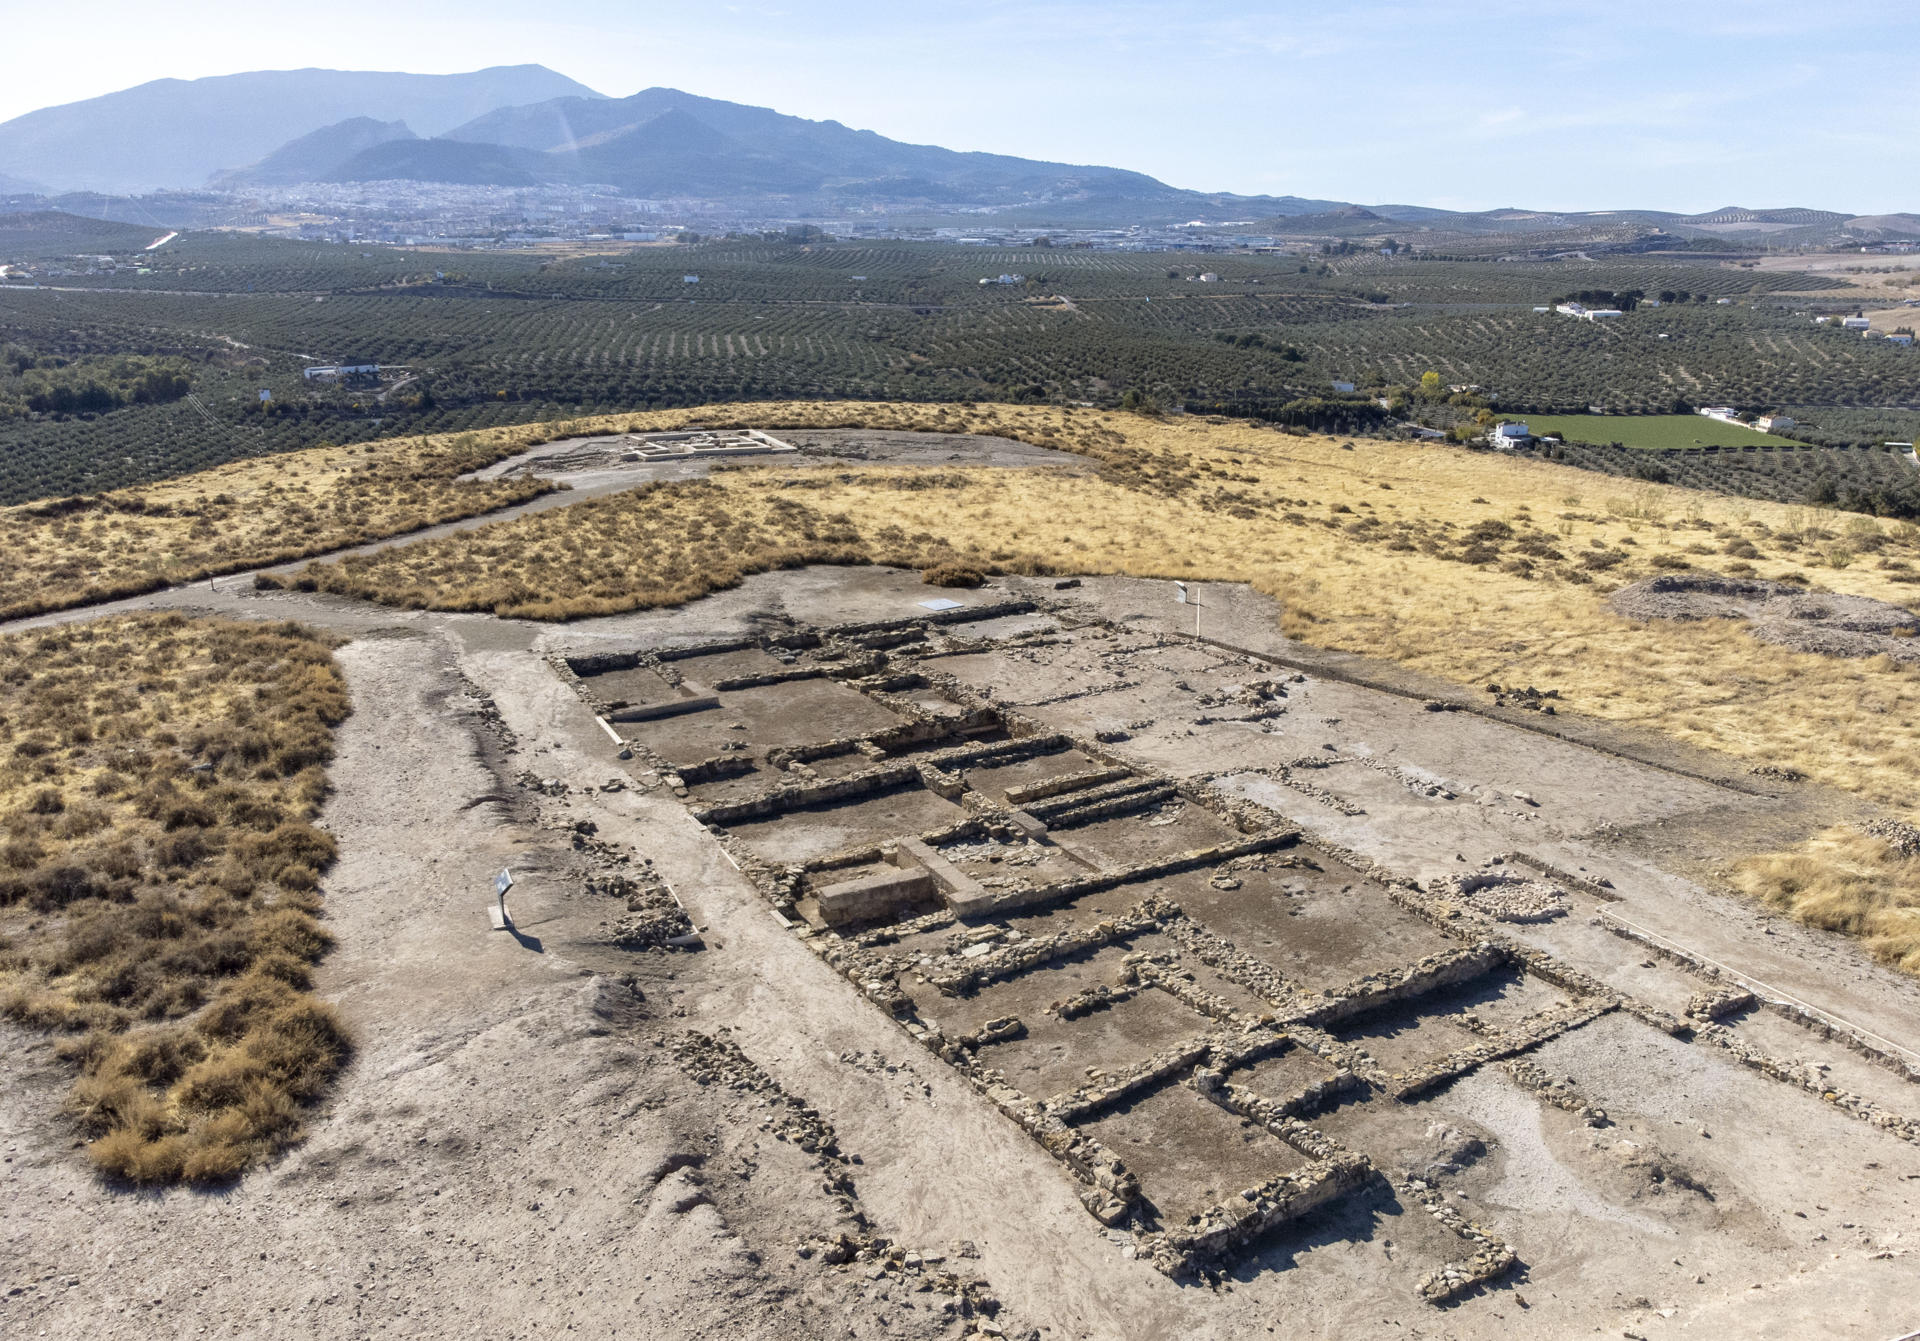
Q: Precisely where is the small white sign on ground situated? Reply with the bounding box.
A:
[489,868,514,931]
[918,598,965,611]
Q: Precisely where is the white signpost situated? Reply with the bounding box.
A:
[1174,582,1201,639]
[489,868,514,931]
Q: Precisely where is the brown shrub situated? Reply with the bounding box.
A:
[0,615,352,1185]
[922,565,986,588]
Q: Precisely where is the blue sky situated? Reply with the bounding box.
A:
[7,1,1917,212]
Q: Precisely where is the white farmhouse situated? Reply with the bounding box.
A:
[1757,414,1795,433]
[1554,301,1621,320]
[1488,421,1531,448]
[303,360,379,381]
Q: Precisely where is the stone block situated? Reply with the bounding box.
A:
[898,836,993,915]
[815,867,937,928]
[1005,808,1049,840]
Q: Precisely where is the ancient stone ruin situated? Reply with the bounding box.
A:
[550,597,1920,1301]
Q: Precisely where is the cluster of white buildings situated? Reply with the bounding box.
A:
[978,273,1024,285]
[1814,316,1913,344]
[1553,302,1623,321]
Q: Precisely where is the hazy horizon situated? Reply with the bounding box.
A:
[4,1,1918,214]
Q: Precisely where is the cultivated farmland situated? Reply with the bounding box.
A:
[1521,413,1809,450]
[1,229,1904,504]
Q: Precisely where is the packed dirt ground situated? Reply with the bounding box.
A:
[6,561,1919,1340]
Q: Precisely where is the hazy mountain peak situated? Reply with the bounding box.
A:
[210,117,419,188]
[0,65,603,194]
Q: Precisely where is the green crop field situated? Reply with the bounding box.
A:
[1521,413,1809,451]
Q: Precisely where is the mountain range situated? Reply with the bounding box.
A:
[1,66,1917,241]
[202,83,1217,214]
[0,66,601,195]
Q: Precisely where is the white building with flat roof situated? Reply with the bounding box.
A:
[303,360,379,381]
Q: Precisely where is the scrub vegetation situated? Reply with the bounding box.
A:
[0,417,611,619]
[0,614,353,1184]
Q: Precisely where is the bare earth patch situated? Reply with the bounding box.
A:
[1612,573,1920,664]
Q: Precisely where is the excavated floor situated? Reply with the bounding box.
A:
[557,592,1920,1304]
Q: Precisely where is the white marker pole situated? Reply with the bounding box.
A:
[1174,581,1199,641]
[490,868,514,931]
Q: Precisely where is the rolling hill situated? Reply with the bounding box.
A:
[210,117,420,188]
[326,137,553,188]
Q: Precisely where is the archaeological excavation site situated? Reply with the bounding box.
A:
[7,553,1920,1340]
[516,574,1919,1334]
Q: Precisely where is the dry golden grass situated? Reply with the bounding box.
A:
[281,401,1920,811]
[1731,826,1920,974]
[0,412,667,620]
[0,614,353,1184]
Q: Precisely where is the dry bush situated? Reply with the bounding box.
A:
[1730,826,1920,974]
[0,614,353,1183]
[922,565,986,588]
